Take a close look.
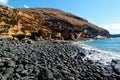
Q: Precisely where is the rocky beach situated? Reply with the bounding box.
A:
[0,39,120,80]
[0,5,119,80]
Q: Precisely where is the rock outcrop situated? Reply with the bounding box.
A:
[0,5,51,40]
[0,5,110,40]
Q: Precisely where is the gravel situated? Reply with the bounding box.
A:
[0,39,120,80]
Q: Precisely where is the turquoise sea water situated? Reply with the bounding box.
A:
[78,37,120,64]
[84,37,120,53]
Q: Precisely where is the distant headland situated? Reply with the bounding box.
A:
[111,34,120,37]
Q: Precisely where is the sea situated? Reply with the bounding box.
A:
[78,37,120,65]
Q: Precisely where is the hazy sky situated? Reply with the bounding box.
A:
[0,0,120,34]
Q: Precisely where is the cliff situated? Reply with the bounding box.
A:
[0,5,110,40]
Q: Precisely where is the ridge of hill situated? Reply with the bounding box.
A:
[0,5,110,40]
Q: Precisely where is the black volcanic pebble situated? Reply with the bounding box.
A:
[0,39,119,80]
[0,63,4,67]
[111,59,120,74]
[15,64,24,73]
[38,68,54,80]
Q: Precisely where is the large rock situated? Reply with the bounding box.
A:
[38,68,54,80]
[111,59,120,74]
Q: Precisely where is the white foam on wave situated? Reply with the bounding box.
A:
[77,43,120,65]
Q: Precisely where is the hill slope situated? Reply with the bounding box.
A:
[0,5,110,40]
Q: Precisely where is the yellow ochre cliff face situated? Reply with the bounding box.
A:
[0,5,110,40]
[0,5,52,39]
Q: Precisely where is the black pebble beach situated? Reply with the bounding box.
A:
[0,39,120,80]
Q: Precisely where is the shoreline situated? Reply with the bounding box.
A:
[75,43,120,63]
[0,39,120,80]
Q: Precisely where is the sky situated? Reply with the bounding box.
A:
[0,0,120,34]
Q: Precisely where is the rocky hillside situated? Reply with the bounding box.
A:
[0,5,110,40]
[0,5,51,40]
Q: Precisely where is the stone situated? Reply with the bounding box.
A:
[0,67,6,73]
[21,70,28,76]
[38,68,54,80]
[59,70,69,76]
[68,77,75,80]
[87,60,94,64]
[78,52,86,57]
[111,60,120,74]
[0,63,4,67]
[56,64,63,70]
[15,64,24,72]
[14,73,21,78]
[3,67,14,75]
[32,69,40,75]
[70,68,79,74]
[7,60,16,67]
[113,64,120,74]
[1,76,7,80]
[53,72,63,79]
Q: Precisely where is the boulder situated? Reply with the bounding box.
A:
[38,68,54,80]
[111,59,120,74]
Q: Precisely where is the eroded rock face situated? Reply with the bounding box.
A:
[0,5,51,40]
[0,5,110,40]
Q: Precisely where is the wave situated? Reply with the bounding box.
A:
[75,43,120,65]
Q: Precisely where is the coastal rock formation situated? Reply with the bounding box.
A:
[20,8,110,39]
[0,5,51,40]
[0,5,110,40]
